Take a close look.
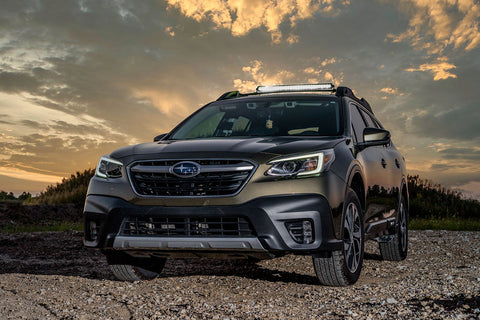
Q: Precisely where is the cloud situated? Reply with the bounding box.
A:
[165,0,350,43]
[429,163,454,171]
[0,166,62,184]
[405,58,457,80]
[387,0,480,55]
[0,72,41,93]
[452,181,480,201]
[380,87,398,94]
[233,60,295,92]
[165,26,176,37]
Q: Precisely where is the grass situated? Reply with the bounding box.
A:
[0,222,83,234]
[410,218,480,231]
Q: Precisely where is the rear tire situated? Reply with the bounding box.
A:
[379,195,408,261]
[313,189,364,286]
[106,253,166,281]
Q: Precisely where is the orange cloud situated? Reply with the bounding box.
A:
[380,87,398,94]
[387,0,480,54]
[405,58,457,80]
[233,60,295,91]
[166,0,349,43]
[0,166,63,184]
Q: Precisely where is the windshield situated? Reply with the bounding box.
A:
[170,97,342,139]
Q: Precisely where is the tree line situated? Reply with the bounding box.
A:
[5,170,480,221]
[408,175,480,219]
[26,169,95,205]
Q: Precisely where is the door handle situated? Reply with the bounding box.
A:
[381,158,387,168]
[395,158,400,169]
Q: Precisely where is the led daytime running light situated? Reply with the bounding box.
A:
[266,150,335,177]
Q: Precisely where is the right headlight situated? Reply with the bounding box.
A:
[95,156,123,179]
[266,149,335,177]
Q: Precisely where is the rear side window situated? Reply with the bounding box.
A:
[359,109,376,128]
[349,104,367,143]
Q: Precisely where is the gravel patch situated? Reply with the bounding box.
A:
[0,230,479,319]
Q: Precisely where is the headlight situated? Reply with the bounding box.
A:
[266,149,335,177]
[95,156,123,179]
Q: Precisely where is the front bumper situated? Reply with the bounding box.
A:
[84,194,343,257]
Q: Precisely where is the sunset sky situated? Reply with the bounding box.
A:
[1,0,480,199]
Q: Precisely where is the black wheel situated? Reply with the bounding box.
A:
[106,253,166,281]
[313,189,364,286]
[379,195,408,261]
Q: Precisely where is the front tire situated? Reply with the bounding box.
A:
[379,195,408,261]
[106,253,166,281]
[313,189,365,286]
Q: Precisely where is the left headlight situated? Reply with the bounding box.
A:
[95,156,123,179]
[266,149,335,177]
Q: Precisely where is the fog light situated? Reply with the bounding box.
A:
[285,219,314,244]
[89,221,98,241]
[303,220,313,244]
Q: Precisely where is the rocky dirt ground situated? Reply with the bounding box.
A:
[0,230,479,319]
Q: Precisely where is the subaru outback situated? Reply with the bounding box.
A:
[84,83,408,286]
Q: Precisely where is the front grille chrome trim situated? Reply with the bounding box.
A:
[127,159,257,198]
[130,162,254,174]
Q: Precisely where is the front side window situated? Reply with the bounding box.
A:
[349,104,367,143]
[170,98,342,139]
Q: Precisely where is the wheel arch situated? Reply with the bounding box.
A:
[400,177,409,216]
[346,164,366,215]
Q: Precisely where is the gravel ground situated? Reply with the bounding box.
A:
[0,230,479,319]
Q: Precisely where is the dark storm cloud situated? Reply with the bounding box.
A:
[21,120,49,130]
[438,148,480,161]
[0,72,40,93]
[430,163,454,171]
[0,114,12,125]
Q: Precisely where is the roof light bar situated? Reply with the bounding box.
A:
[256,83,335,94]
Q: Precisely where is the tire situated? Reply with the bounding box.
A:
[313,189,364,286]
[106,253,166,281]
[379,195,408,261]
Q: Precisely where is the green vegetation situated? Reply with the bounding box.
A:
[408,175,480,220]
[410,218,480,231]
[1,222,83,234]
[408,175,480,231]
[0,191,31,202]
[27,169,95,205]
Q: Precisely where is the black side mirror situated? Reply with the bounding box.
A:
[357,127,391,150]
[154,133,167,142]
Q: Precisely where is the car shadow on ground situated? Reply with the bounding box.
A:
[160,259,320,285]
[0,231,384,285]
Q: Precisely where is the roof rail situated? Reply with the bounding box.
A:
[216,84,373,113]
[336,86,373,113]
[216,91,245,101]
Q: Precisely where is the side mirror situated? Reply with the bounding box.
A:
[154,133,167,142]
[357,127,391,150]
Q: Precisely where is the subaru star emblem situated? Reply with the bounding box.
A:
[169,161,201,178]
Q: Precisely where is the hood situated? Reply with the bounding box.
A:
[110,137,344,162]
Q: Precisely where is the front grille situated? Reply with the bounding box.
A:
[129,159,256,197]
[120,216,255,237]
